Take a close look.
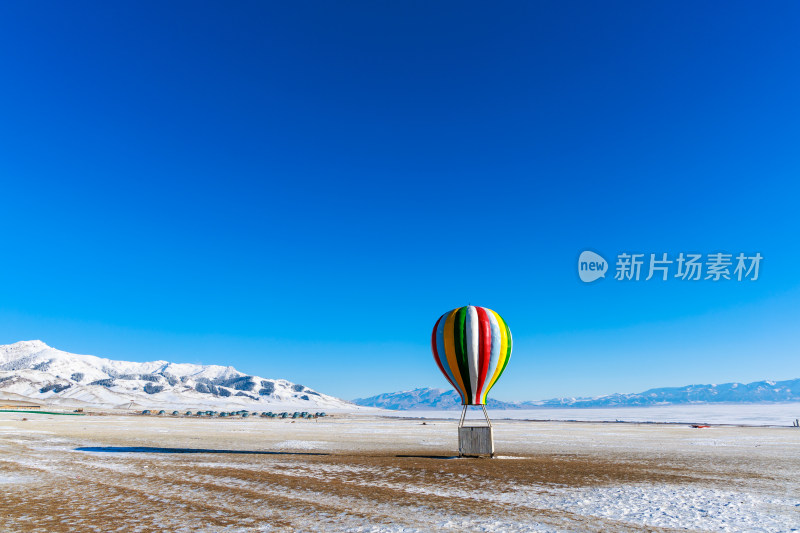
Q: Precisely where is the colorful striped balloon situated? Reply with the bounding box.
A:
[431,306,512,406]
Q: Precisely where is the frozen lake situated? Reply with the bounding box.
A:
[380,402,800,426]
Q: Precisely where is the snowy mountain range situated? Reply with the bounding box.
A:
[354,379,800,410]
[6,339,797,412]
[0,340,360,411]
[353,388,520,410]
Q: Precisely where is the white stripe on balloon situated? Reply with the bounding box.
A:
[483,309,502,401]
[465,306,480,404]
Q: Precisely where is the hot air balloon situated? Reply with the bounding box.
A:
[431,305,512,456]
[431,305,512,406]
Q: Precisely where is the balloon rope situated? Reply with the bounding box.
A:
[458,405,492,428]
[482,405,492,427]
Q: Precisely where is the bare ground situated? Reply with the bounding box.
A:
[0,412,798,532]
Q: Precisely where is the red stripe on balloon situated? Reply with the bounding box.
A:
[431,314,460,398]
[475,306,492,402]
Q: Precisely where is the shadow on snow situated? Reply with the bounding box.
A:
[75,446,329,456]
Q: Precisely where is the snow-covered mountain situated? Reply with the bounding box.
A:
[354,379,800,410]
[527,379,800,407]
[353,388,519,410]
[0,340,361,411]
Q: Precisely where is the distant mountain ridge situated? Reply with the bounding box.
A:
[353,388,520,410]
[354,379,800,410]
[0,340,359,411]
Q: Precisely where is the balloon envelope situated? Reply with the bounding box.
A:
[431,305,512,405]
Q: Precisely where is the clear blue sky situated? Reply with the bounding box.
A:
[1,1,798,401]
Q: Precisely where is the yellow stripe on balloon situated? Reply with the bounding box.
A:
[443,308,468,402]
[482,309,508,403]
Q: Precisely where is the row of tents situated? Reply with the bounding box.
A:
[140,409,326,419]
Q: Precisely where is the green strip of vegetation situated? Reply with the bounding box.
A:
[0,409,85,416]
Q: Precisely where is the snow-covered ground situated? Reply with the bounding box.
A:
[382,402,800,426]
[0,411,798,531]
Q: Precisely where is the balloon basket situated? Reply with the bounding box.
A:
[457,405,494,458]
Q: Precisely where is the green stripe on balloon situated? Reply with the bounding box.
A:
[499,320,512,377]
[453,306,472,402]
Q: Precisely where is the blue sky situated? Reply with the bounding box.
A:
[1,2,798,401]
